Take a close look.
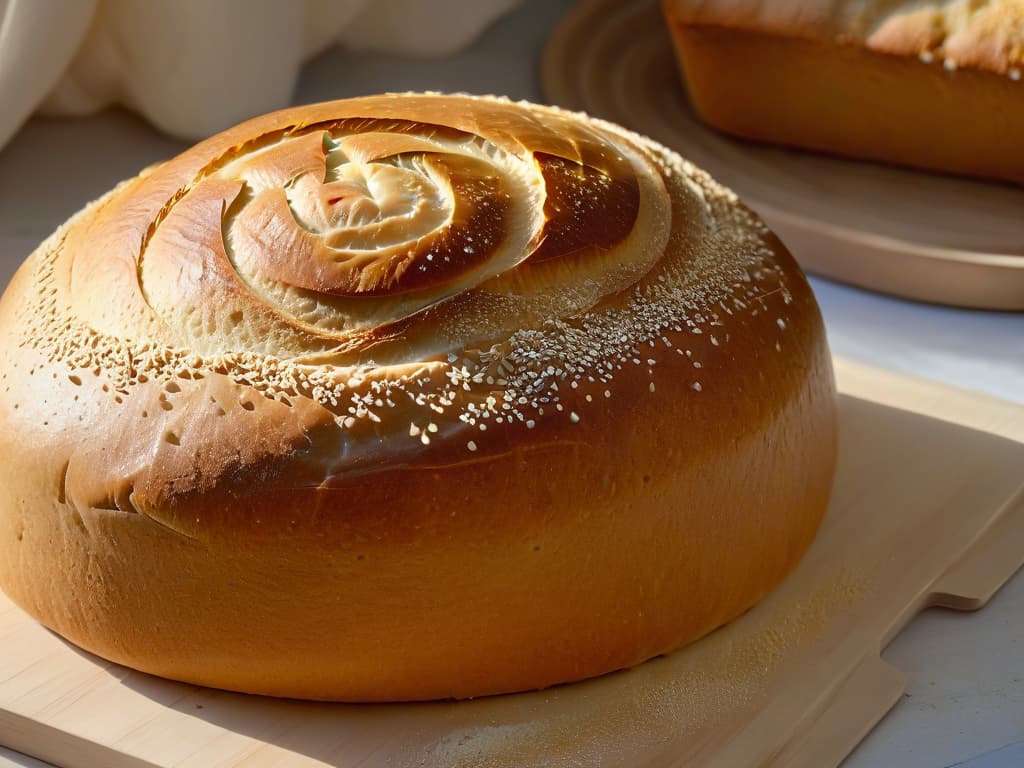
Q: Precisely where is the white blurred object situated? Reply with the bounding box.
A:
[0,0,96,149]
[0,0,519,147]
[338,0,523,55]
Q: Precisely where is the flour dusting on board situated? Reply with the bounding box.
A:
[413,567,866,767]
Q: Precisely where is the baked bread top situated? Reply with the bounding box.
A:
[0,93,814,536]
[664,0,1024,77]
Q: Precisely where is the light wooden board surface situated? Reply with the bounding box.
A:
[0,357,1022,767]
[542,0,1024,310]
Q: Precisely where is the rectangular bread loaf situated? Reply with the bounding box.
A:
[661,0,1024,183]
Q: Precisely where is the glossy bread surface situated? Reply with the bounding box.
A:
[0,93,836,701]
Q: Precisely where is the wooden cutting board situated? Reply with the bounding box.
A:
[1,358,1023,768]
[542,0,1024,310]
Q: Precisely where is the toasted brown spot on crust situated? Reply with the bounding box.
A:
[529,154,639,263]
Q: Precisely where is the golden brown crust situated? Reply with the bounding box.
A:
[665,0,1024,76]
[0,94,836,701]
[664,1,1024,182]
[868,1,1024,74]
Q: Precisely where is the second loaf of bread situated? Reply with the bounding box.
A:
[663,0,1024,183]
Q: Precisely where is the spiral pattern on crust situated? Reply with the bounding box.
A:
[16,94,794,470]
[61,96,669,367]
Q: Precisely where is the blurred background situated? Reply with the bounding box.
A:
[0,1,1021,766]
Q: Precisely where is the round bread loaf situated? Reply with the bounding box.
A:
[0,93,837,701]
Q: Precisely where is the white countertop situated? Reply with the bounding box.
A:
[0,1,1021,766]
